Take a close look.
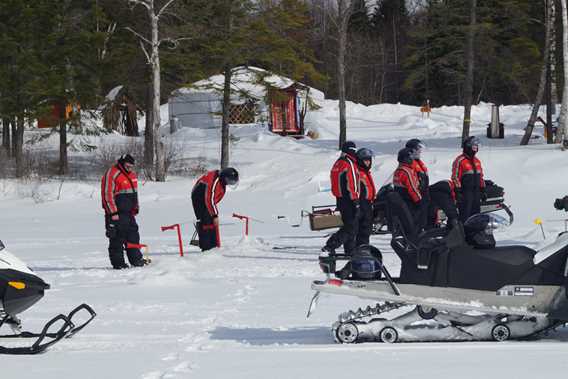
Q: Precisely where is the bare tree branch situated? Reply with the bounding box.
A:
[125,26,153,46]
[139,40,151,63]
[157,0,177,18]
[158,36,192,48]
[100,22,117,61]
[128,0,151,10]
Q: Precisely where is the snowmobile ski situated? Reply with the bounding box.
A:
[0,241,97,354]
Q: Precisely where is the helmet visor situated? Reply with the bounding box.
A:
[410,142,425,160]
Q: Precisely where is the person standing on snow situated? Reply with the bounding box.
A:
[406,138,429,230]
[355,148,376,247]
[322,141,360,255]
[101,154,148,269]
[191,167,239,251]
[451,136,485,222]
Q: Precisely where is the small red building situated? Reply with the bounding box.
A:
[269,85,307,136]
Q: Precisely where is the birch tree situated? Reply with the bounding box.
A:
[126,0,180,182]
[520,0,554,145]
[559,0,568,147]
[462,0,476,142]
[329,0,358,149]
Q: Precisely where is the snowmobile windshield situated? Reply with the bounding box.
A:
[464,213,509,235]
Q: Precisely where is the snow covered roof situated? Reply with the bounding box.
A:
[172,66,325,103]
[105,85,124,102]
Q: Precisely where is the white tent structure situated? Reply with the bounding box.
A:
[168,66,324,135]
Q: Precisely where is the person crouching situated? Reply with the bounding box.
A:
[191,167,239,251]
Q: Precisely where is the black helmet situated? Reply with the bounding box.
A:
[356,148,373,169]
[118,153,135,166]
[220,167,239,186]
[462,136,480,156]
[397,147,414,165]
[405,138,424,151]
[341,140,357,155]
[405,138,425,160]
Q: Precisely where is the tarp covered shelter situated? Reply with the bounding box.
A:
[168,66,324,135]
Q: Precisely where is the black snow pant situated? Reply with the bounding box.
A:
[458,189,481,223]
[324,198,359,255]
[105,213,143,268]
[356,200,373,247]
[428,183,459,229]
[191,186,220,251]
[387,192,419,244]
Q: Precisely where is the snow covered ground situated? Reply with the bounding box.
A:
[3,100,568,378]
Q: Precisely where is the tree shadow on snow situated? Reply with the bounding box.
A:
[209,326,332,345]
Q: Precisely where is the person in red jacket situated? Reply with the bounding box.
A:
[452,136,485,222]
[322,141,360,255]
[101,154,147,269]
[191,167,239,251]
[355,148,376,246]
[406,139,429,229]
[392,147,424,240]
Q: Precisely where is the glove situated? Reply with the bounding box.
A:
[455,189,462,203]
[105,221,118,238]
[353,199,360,212]
[132,205,139,216]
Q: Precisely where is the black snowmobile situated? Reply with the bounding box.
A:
[372,179,513,234]
[310,207,568,343]
[0,240,96,354]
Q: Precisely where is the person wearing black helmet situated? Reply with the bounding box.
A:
[101,154,148,269]
[191,167,239,251]
[355,148,376,246]
[405,138,429,230]
[322,141,360,255]
[452,136,485,222]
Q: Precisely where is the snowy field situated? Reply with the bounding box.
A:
[3,100,568,378]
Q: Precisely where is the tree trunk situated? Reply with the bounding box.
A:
[14,117,24,178]
[559,0,568,145]
[59,103,68,175]
[11,119,17,158]
[221,64,232,169]
[462,0,476,142]
[150,10,166,182]
[144,77,154,179]
[337,0,348,149]
[521,0,554,145]
[2,118,10,155]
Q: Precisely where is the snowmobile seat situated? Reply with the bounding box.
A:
[474,245,536,266]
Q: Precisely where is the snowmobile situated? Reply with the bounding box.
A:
[372,179,513,234]
[0,240,96,354]
[309,209,568,343]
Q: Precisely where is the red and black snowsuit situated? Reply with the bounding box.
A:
[411,159,430,230]
[191,170,226,251]
[392,162,423,240]
[356,165,376,246]
[427,180,459,229]
[101,163,143,268]
[324,152,360,254]
[452,153,485,222]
